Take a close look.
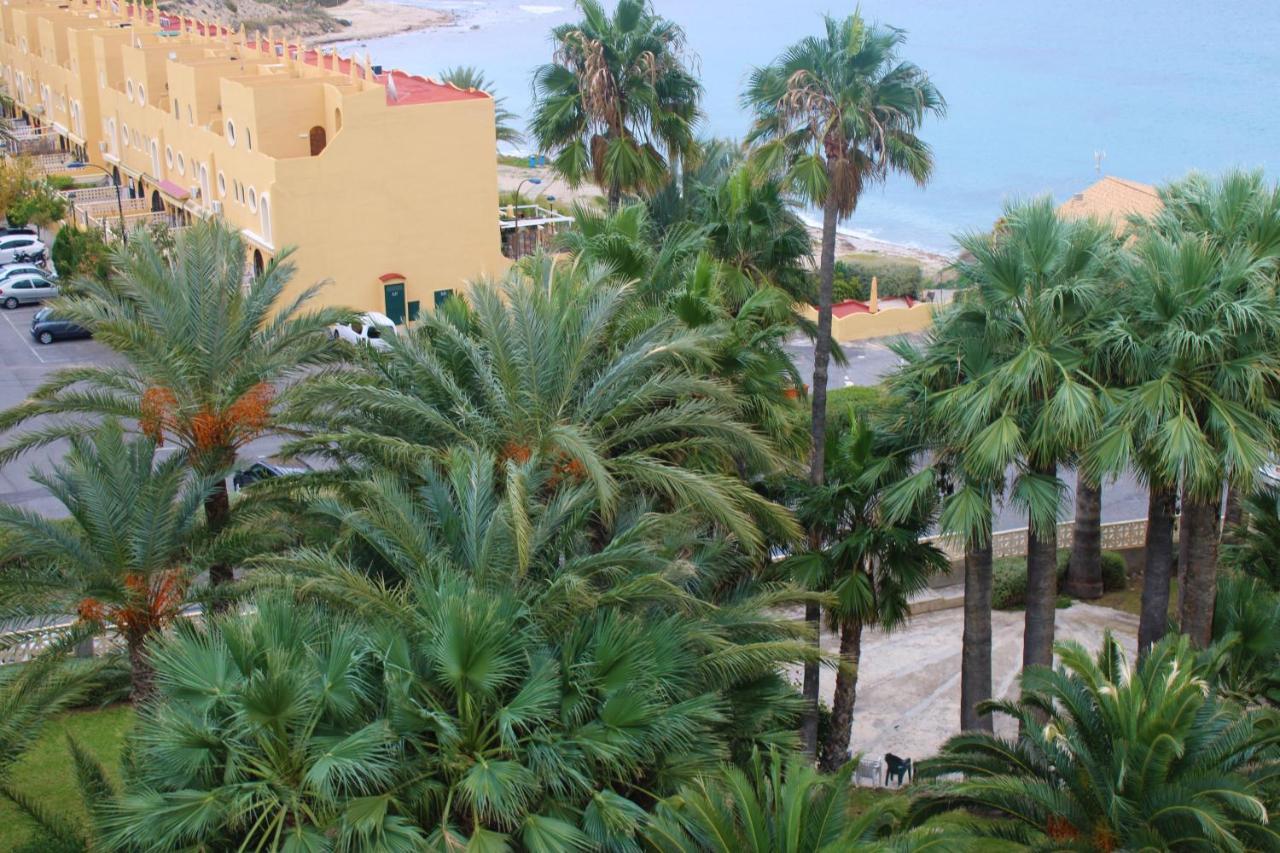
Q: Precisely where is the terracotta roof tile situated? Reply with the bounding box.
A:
[1058,176,1162,232]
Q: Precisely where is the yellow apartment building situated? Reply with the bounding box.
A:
[0,0,511,321]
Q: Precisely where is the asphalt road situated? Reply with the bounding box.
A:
[784,333,1151,530]
[0,303,287,518]
[0,320,1150,530]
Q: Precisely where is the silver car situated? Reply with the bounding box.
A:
[0,273,57,308]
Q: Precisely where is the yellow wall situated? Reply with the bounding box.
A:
[0,0,508,318]
[799,303,936,341]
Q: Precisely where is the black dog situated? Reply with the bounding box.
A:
[884,753,912,786]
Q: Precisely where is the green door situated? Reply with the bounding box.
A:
[383,282,406,324]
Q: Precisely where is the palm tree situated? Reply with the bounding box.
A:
[105,448,815,850]
[1091,220,1280,649]
[439,65,524,147]
[913,633,1280,851]
[1221,486,1280,590]
[743,10,945,487]
[530,0,702,211]
[0,220,352,592]
[787,415,947,771]
[743,13,943,750]
[942,199,1113,671]
[0,421,215,700]
[285,262,800,551]
[644,748,962,852]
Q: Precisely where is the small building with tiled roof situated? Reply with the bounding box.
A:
[1058,176,1163,233]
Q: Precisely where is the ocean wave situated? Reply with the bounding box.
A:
[519,4,564,13]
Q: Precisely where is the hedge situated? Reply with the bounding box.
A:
[992,550,1127,609]
[828,253,925,302]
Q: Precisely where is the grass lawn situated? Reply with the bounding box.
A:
[1095,574,1179,618]
[0,705,133,852]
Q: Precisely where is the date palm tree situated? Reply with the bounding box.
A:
[645,748,962,852]
[439,65,524,147]
[787,416,946,771]
[285,262,800,551]
[0,220,352,592]
[743,12,943,751]
[0,421,216,701]
[530,0,702,211]
[942,199,1113,672]
[913,632,1280,851]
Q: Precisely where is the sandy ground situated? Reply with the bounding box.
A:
[318,0,455,44]
[496,164,954,272]
[789,601,1139,772]
[497,164,607,208]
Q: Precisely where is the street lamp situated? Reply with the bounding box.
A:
[514,176,542,206]
[66,161,127,244]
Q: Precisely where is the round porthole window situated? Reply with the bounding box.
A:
[225,120,236,147]
[176,153,185,175]
[165,146,174,168]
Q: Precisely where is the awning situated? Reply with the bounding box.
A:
[155,179,189,201]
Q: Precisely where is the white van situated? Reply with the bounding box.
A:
[331,311,397,351]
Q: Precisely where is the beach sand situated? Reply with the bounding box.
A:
[499,162,954,272]
[316,0,456,45]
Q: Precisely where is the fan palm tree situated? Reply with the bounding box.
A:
[742,9,945,489]
[743,14,943,751]
[439,65,524,147]
[530,0,702,211]
[913,632,1280,851]
[786,416,947,771]
[1090,223,1280,649]
[105,445,815,850]
[940,199,1113,671]
[285,261,800,551]
[1221,486,1280,590]
[883,317,1005,734]
[645,748,964,852]
[0,220,352,592]
[0,421,216,700]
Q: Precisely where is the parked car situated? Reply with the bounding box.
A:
[0,262,55,283]
[331,311,397,351]
[0,272,57,308]
[30,307,90,344]
[0,227,37,238]
[0,234,45,265]
[1259,459,1280,490]
[232,460,308,490]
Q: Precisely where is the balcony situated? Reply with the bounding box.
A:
[498,204,573,260]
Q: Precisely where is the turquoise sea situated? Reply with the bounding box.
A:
[345,1,1280,253]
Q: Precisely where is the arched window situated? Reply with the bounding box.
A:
[246,128,252,151]
[247,186,257,212]
[225,120,236,146]
[165,145,173,168]
[217,171,226,197]
[252,249,264,277]
[259,194,270,242]
[308,125,326,156]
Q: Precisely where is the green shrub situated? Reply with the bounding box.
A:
[815,254,925,304]
[1054,549,1128,592]
[992,555,1028,609]
[51,225,112,282]
[46,174,76,191]
[824,384,885,445]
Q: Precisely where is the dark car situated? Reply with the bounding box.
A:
[30,307,90,344]
[232,460,307,490]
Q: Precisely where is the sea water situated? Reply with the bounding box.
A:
[344,0,1280,253]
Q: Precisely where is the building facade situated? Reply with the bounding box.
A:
[0,0,509,320]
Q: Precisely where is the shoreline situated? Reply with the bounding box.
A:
[316,0,456,45]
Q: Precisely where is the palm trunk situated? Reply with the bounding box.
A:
[1138,485,1176,657]
[800,181,841,758]
[799,600,822,756]
[1221,481,1243,544]
[1176,483,1190,617]
[1023,463,1059,671]
[1178,495,1220,648]
[1064,477,1103,599]
[204,480,233,608]
[961,531,993,732]
[127,631,155,705]
[819,615,863,772]
[607,183,621,214]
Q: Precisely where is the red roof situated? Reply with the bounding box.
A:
[830,296,918,318]
[155,180,189,200]
[281,47,489,107]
